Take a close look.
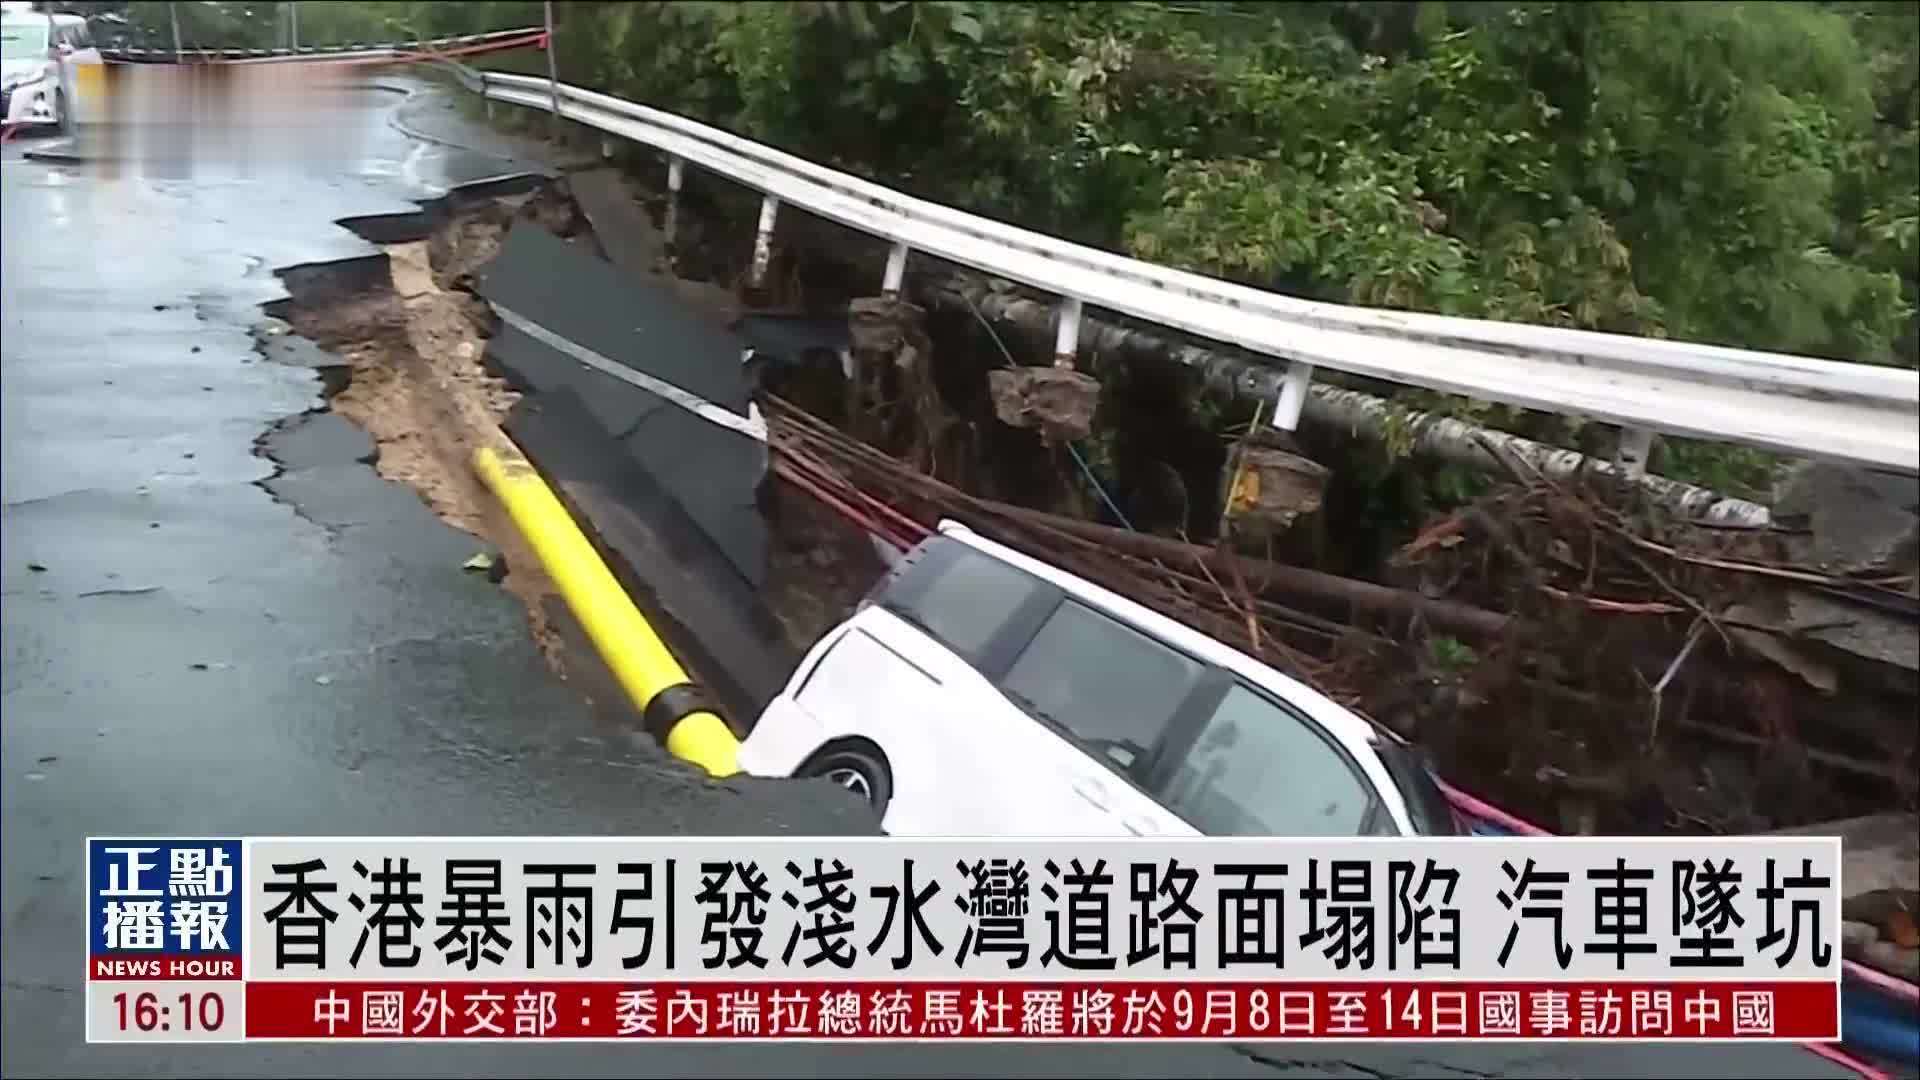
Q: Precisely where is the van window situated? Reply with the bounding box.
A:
[1158,684,1375,836]
[999,600,1202,768]
[881,542,1042,668]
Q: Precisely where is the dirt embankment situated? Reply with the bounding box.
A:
[269,191,573,668]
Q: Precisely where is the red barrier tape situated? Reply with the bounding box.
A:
[160,30,549,68]
[357,30,550,67]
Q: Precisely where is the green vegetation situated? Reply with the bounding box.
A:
[72,0,1915,366]
[66,1,1917,498]
[535,1,1916,370]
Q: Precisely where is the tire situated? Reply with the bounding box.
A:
[798,744,893,817]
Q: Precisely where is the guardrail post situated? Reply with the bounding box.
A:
[1616,426,1655,479]
[882,242,910,299]
[663,156,686,252]
[543,0,561,140]
[1054,297,1083,369]
[1273,362,1315,432]
[600,135,616,160]
[750,195,781,289]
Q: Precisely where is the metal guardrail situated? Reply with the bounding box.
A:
[471,68,1917,475]
[107,30,1913,473]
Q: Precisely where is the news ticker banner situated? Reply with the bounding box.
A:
[86,836,1841,1043]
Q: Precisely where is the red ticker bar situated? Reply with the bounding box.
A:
[246,980,1837,1041]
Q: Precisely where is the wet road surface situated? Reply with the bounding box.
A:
[1,79,1854,1079]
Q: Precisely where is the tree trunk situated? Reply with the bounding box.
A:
[963,494,1517,642]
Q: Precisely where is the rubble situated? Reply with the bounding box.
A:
[986,365,1101,443]
[1221,429,1330,537]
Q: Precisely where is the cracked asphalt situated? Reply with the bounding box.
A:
[1,76,1856,1079]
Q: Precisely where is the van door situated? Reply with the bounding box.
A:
[863,540,1122,837]
[994,598,1211,837]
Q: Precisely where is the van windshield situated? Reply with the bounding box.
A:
[2,23,48,60]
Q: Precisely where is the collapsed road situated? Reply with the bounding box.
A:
[0,75,1867,1080]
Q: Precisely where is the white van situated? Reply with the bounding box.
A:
[2,10,102,131]
[740,520,1462,838]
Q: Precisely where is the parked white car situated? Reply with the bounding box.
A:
[740,520,1461,838]
[2,10,101,131]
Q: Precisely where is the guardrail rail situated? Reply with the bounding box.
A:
[469,68,1919,476]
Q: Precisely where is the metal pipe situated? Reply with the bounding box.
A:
[663,155,685,250]
[750,194,780,288]
[1616,426,1655,479]
[882,242,910,299]
[542,0,560,139]
[1053,297,1083,369]
[472,441,740,777]
[1274,361,1315,432]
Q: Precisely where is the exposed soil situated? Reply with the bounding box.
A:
[762,479,889,651]
[270,206,562,669]
[271,185,873,725]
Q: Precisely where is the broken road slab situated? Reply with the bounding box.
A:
[475,220,770,589]
[476,223,749,412]
[570,168,670,279]
[506,386,796,725]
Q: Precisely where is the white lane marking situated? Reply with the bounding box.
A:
[490,302,767,442]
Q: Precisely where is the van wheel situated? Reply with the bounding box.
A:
[800,744,892,816]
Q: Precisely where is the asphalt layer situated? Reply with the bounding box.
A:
[474,223,768,586]
[1,80,1856,1079]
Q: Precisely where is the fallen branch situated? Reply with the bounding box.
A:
[965,495,1517,642]
[1671,715,1912,786]
[767,393,1518,642]
[1536,585,1688,615]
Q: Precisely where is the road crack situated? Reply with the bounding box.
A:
[3,980,73,996]
[1232,1047,1394,1079]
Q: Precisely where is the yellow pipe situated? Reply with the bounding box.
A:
[473,442,741,777]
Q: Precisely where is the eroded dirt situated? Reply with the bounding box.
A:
[272,206,566,669]
[762,480,890,651]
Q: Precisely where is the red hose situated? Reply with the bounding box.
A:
[775,445,931,546]
[375,30,550,66]
[773,459,915,552]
